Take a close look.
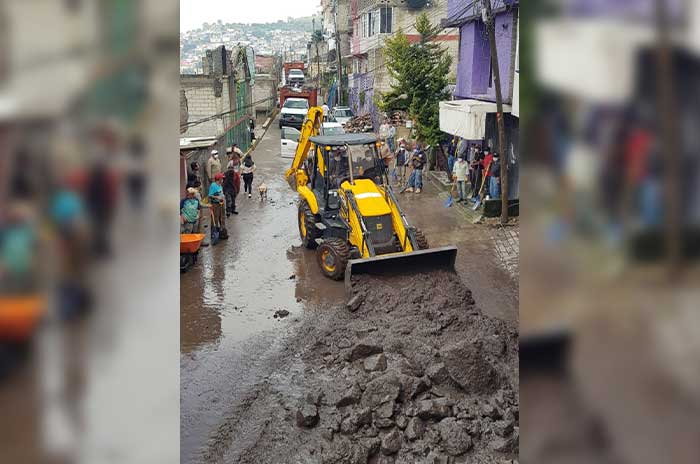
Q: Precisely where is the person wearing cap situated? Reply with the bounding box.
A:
[180,187,201,233]
[208,173,227,240]
[207,149,222,183]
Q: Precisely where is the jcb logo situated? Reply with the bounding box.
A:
[376,223,383,230]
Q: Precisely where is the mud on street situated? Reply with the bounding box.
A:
[181,118,519,463]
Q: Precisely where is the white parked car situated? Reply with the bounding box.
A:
[321,121,345,136]
[280,126,301,159]
[332,106,354,126]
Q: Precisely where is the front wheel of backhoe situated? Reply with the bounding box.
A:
[316,238,350,280]
[298,200,321,249]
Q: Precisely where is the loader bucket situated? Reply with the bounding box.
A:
[344,246,458,295]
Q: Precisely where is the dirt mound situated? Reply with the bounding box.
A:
[208,270,518,463]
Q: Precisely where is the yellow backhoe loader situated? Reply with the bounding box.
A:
[285,107,457,288]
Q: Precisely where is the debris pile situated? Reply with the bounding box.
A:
[388,110,407,126]
[344,114,374,133]
[215,270,519,464]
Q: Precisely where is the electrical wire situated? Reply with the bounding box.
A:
[181,96,277,129]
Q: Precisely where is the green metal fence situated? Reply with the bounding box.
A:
[221,81,251,152]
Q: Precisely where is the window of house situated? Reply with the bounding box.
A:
[367,11,374,36]
[379,7,393,34]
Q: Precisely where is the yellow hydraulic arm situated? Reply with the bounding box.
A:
[284,106,324,188]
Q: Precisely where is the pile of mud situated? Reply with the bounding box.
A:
[211,270,518,464]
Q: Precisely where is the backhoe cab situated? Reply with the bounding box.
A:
[285,107,456,287]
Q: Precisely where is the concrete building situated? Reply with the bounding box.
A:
[439,0,519,198]
[347,0,459,128]
[180,45,254,152]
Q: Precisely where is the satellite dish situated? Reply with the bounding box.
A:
[406,0,428,9]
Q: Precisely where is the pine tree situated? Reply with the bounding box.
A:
[380,13,452,147]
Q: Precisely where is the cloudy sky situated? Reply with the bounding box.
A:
[180,0,321,32]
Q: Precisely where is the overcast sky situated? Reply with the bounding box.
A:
[180,0,321,32]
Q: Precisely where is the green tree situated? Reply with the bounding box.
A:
[380,13,452,147]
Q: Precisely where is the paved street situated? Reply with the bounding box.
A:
[179,118,519,462]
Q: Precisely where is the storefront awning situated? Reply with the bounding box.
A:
[439,99,512,139]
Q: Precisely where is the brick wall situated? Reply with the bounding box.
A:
[180,75,232,138]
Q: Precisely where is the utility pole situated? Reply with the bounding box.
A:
[484,0,509,224]
[655,0,681,274]
[334,0,343,106]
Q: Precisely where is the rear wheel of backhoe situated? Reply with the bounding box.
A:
[317,238,349,280]
[298,200,321,249]
[414,228,429,250]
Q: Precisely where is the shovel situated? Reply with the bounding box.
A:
[472,161,491,211]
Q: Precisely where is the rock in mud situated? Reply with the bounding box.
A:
[296,403,319,428]
[437,418,472,456]
[375,401,394,419]
[405,417,424,441]
[347,294,365,312]
[395,415,408,430]
[399,375,431,401]
[363,353,387,372]
[306,390,324,406]
[425,363,449,385]
[330,383,362,407]
[493,419,515,437]
[273,309,290,319]
[361,372,401,407]
[441,340,500,394]
[481,402,501,419]
[417,398,452,420]
[489,433,518,453]
[380,429,402,455]
[348,342,383,361]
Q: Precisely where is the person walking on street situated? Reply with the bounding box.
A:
[208,173,228,240]
[180,187,201,233]
[447,136,458,177]
[395,139,408,184]
[379,118,390,146]
[406,142,427,193]
[206,150,222,184]
[452,152,469,203]
[387,121,397,153]
[241,153,256,198]
[482,147,494,198]
[470,146,484,198]
[223,163,239,216]
[489,152,501,199]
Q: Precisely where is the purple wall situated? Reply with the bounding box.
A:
[454,10,515,103]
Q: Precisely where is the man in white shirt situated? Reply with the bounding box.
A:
[452,152,469,203]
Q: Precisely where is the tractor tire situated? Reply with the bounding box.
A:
[414,228,429,250]
[316,238,350,280]
[298,200,321,249]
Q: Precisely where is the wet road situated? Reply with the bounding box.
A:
[180,120,345,463]
[180,119,518,462]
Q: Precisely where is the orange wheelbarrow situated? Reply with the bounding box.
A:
[180,233,206,273]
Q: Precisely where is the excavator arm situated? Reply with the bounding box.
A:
[284,106,324,192]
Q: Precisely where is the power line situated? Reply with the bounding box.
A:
[181,96,276,130]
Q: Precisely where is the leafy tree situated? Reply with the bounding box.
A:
[379,13,452,147]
